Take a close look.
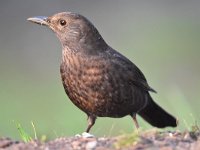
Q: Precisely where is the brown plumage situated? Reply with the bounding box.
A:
[27,12,177,133]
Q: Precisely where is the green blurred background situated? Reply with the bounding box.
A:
[0,0,200,140]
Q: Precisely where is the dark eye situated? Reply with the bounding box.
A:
[59,19,66,26]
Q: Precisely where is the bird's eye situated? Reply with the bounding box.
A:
[59,20,66,26]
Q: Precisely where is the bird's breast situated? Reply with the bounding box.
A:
[60,52,112,115]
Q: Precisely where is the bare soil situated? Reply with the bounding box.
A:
[0,130,200,150]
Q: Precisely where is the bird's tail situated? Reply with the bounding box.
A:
[138,95,178,128]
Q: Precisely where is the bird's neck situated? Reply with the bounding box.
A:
[61,27,108,56]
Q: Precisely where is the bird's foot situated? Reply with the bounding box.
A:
[75,132,95,138]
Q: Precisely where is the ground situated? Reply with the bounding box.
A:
[0,130,200,150]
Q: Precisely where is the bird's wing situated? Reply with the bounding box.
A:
[129,74,157,93]
[107,48,157,93]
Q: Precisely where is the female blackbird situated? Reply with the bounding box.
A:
[28,12,177,133]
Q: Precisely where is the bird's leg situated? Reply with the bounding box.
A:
[131,113,139,129]
[86,115,96,133]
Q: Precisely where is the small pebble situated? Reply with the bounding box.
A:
[169,133,173,137]
[82,132,95,138]
[86,141,97,150]
[75,134,82,137]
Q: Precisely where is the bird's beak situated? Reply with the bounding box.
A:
[27,16,48,26]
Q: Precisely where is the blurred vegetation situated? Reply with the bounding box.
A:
[0,1,199,140]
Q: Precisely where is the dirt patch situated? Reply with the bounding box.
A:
[0,130,200,150]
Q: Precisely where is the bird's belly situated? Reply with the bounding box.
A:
[61,72,110,116]
[61,72,145,118]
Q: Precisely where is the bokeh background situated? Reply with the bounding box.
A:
[0,0,200,140]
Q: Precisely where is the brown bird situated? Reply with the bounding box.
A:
[27,12,177,133]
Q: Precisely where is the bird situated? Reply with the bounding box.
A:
[27,12,177,133]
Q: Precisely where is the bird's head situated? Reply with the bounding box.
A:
[27,12,107,54]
